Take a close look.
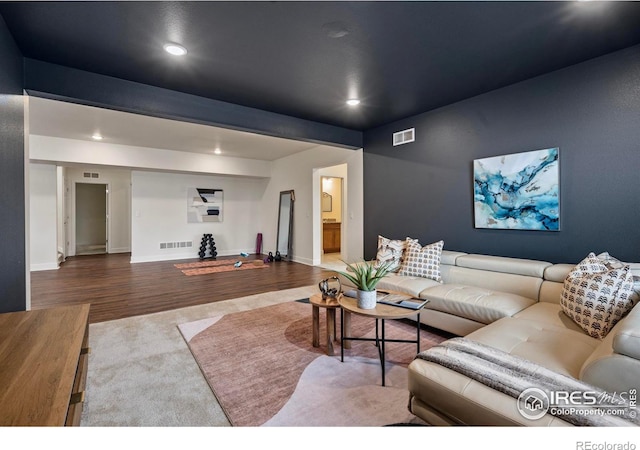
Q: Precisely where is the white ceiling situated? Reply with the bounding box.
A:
[28,96,330,161]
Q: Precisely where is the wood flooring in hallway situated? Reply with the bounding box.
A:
[30,253,332,323]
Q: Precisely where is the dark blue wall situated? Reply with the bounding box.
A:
[363,45,640,264]
[0,14,26,312]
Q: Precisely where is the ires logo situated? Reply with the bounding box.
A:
[516,388,637,421]
[517,388,550,420]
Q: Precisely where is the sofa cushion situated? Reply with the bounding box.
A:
[408,358,571,426]
[543,264,574,283]
[373,235,407,273]
[374,273,441,298]
[466,316,600,378]
[579,305,640,392]
[420,284,535,325]
[456,254,551,278]
[398,239,444,281]
[407,314,600,426]
[561,253,636,339]
[612,303,640,360]
[514,302,586,333]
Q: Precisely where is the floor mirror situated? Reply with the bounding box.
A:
[276,190,295,260]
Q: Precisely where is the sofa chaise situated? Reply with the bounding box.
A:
[337,243,640,426]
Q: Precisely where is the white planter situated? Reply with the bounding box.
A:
[357,289,377,309]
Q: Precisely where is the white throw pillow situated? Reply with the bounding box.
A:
[373,235,407,272]
[398,240,444,282]
[561,253,636,340]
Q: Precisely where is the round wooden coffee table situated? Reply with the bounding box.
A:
[338,292,426,386]
[309,293,341,356]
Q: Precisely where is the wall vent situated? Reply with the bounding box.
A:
[83,172,100,178]
[392,128,415,146]
[159,241,193,250]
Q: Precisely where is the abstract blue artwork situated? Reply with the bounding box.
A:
[473,148,560,231]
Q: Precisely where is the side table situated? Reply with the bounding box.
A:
[338,293,427,386]
[309,293,342,356]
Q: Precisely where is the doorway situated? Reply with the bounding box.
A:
[75,182,108,255]
[321,176,344,267]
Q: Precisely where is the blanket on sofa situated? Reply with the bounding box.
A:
[416,338,639,426]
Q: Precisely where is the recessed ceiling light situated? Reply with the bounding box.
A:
[163,43,188,56]
[213,148,222,155]
[92,133,103,141]
[346,99,360,106]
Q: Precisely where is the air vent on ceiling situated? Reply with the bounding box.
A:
[83,172,100,178]
[392,128,415,146]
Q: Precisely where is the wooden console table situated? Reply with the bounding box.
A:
[0,303,90,426]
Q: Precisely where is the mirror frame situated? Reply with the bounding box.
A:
[276,190,295,259]
[322,192,332,212]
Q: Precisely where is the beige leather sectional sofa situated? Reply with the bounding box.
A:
[339,250,640,426]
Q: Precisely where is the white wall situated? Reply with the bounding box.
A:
[259,146,363,265]
[28,135,363,267]
[29,163,58,271]
[131,171,268,263]
[65,167,132,255]
[56,166,65,257]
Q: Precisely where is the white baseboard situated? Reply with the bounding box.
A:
[130,249,256,264]
[30,262,59,271]
[109,247,131,254]
[291,255,313,266]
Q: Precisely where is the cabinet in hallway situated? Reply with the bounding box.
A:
[323,222,341,253]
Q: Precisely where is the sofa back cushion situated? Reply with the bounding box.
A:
[539,264,574,304]
[455,254,551,278]
[440,254,549,301]
[612,302,640,360]
[443,266,543,301]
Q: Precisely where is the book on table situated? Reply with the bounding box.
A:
[376,292,429,310]
[343,290,429,310]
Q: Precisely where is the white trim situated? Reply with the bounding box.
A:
[130,248,256,264]
[30,262,59,271]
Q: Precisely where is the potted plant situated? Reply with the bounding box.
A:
[335,260,394,309]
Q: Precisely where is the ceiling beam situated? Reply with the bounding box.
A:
[23,58,363,150]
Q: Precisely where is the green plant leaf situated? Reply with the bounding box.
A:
[334,259,393,291]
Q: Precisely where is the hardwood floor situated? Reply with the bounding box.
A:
[30,253,333,323]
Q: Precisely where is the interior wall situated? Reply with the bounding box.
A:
[363,44,640,264]
[65,167,132,256]
[0,14,27,312]
[75,183,107,251]
[259,146,363,266]
[29,163,58,271]
[131,170,268,263]
[56,166,65,258]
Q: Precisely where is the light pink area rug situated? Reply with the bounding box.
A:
[178,300,453,426]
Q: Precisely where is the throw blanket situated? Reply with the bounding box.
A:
[416,338,639,426]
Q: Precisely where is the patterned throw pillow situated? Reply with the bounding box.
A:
[374,235,407,272]
[597,252,640,305]
[561,253,637,340]
[398,240,444,282]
